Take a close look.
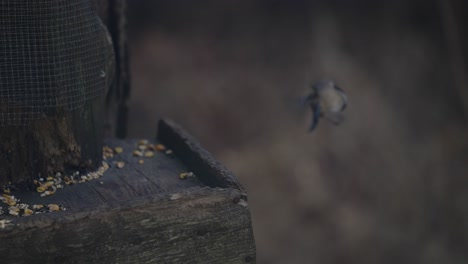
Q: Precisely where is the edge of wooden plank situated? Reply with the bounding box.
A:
[0,186,242,231]
[157,119,246,194]
[0,187,255,264]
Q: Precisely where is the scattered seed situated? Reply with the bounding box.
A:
[133,150,143,157]
[64,176,73,185]
[9,206,20,213]
[8,210,19,216]
[138,159,144,164]
[7,199,16,206]
[138,145,147,151]
[116,161,125,169]
[89,172,99,179]
[0,219,12,229]
[114,147,123,154]
[165,149,173,155]
[23,208,33,216]
[179,172,194,180]
[155,144,166,152]
[32,204,44,210]
[170,193,183,200]
[146,144,155,151]
[17,203,28,210]
[40,190,55,197]
[103,146,114,158]
[3,188,10,194]
[144,151,154,158]
[138,139,149,145]
[48,204,60,212]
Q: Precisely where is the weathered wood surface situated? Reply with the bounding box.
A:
[0,97,104,190]
[158,119,245,192]
[0,119,256,263]
[92,0,131,138]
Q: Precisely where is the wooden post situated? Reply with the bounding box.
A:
[0,100,104,191]
[93,0,131,138]
[0,1,109,189]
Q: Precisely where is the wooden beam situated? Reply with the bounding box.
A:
[0,120,256,263]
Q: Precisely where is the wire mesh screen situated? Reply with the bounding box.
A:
[0,0,111,125]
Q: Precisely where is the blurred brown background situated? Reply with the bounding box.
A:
[126,0,468,263]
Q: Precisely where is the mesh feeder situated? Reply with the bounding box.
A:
[0,0,115,189]
[0,0,114,126]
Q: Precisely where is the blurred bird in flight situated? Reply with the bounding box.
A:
[301,80,348,132]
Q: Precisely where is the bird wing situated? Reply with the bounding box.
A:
[334,86,347,111]
[309,103,321,131]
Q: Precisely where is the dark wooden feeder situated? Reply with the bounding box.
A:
[0,1,256,263]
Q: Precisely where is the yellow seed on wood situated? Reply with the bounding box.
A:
[179,172,194,180]
[23,208,33,216]
[146,144,155,151]
[43,181,54,188]
[17,203,28,210]
[138,139,149,145]
[155,144,166,152]
[40,190,55,197]
[48,204,60,212]
[114,147,123,154]
[138,145,147,151]
[116,161,125,169]
[8,210,19,216]
[7,199,16,206]
[9,206,20,213]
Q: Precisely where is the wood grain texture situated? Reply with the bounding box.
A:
[91,0,130,138]
[0,97,103,190]
[1,188,255,264]
[158,119,245,193]
[0,121,256,263]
